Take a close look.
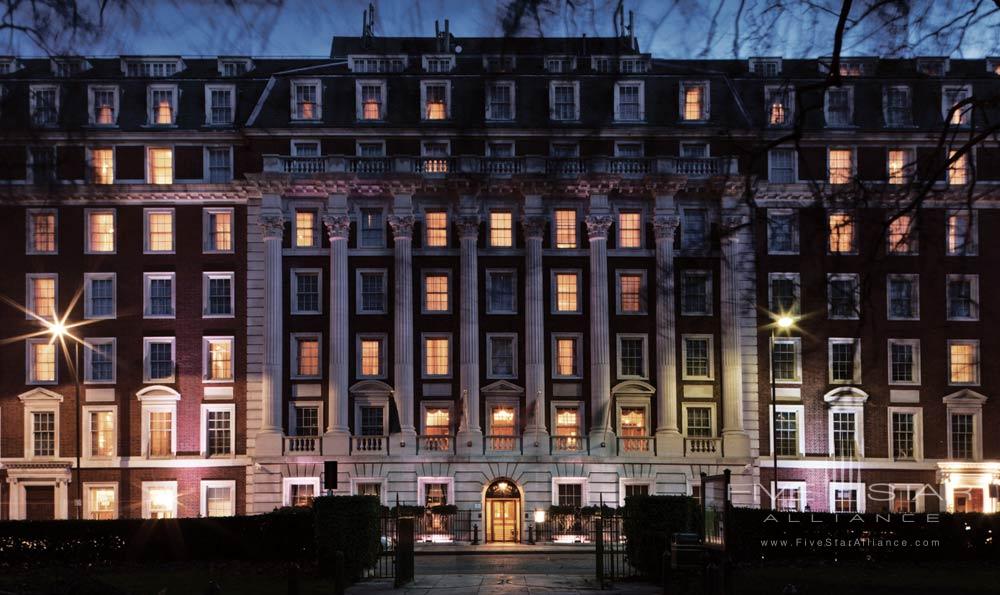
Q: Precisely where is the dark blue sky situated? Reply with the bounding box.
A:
[8,0,998,58]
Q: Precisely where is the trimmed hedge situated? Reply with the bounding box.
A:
[622,495,701,579]
[730,508,1000,562]
[313,495,382,581]
[0,508,315,565]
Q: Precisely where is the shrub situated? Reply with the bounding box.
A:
[622,495,701,579]
[312,495,382,581]
[0,512,315,566]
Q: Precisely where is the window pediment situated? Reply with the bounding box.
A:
[349,379,393,397]
[136,385,181,402]
[611,380,655,396]
[942,389,987,405]
[823,386,869,405]
[18,387,63,403]
[481,380,524,395]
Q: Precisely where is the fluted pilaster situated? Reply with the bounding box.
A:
[324,213,351,448]
[257,210,285,456]
[457,215,482,436]
[721,214,751,457]
[653,214,684,455]
[586,213,614,449]
[388,213,416,439]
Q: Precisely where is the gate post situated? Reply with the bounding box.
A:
[595,510,605,587]
[395,516,415,587]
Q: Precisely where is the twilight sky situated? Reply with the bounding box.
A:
[6,0,999,58]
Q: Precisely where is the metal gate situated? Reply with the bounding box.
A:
[595,509,641,585]
[363,510,415,586]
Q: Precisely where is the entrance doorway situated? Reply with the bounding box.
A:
[485,479,520,543]
[954,488,984,512]
[24,485,55,520]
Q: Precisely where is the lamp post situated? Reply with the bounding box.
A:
[770,315,795,510]
[45,319,83,519]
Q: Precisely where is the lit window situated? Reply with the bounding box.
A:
[827,212,855,253]
[424,336,450,376]
[887,149,912,184]
[949,341,979,385]
[358,81,384,120]
[489,406,516,450]
[682,82,706,121]
[618,212,642,248]
[424,273,450,312]
[87,210,115,253]
[28,210,57,254]
[91,86,117,125]
[28,275,57,320]
[148,411,174,457]
[887,214,916,253]
[424,408,451,440]
[946,211,976,255]
[149,86,175,125]
[425,211,448,247]
[204,484,233,517]
[421,142,450,173]
[554,337,579,377]
[290,483,315,507]
[292,80,320,120]
[948,150,968,185]
[206,209,233,252]
[294,336,320,377]
[554,407,580,450]
[554,272,579,312]
[423,82,449,120]
[88,486,116,520]
[295,211,316,248]
[618,273,644,313]
[91,148,114,184]
[29,340,57,383]
[490,211,513,247]
[205,337,233,382]
[620,408,648,451]
[360,337,383,377]
[145,483,177,518]
[942,86,971,126]
[554,210,577,248]
[148,148,173,184]
[832,487,859,513]
[145,210,174,252]
[828,149,853,184]
[766,87,791,126]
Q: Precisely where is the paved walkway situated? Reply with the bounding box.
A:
[347,552,661,594]
[347,574,662,594]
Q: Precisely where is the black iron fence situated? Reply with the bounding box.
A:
[364,509,398,580]
[413,510,474,543]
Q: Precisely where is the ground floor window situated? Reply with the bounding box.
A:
[556,483,583,508]
[201,480,236,517]
[85,484,117,520]
[142,481,178,519]
[282,477,320,508]
[829,482,865,513]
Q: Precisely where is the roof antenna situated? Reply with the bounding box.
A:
[613,3,623,38]
[362,3,375,48]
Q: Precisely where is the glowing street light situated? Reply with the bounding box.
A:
[768,312,798,509]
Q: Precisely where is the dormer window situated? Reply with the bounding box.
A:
[0,58,19,74]
[206,85,234,125]
[218,58,252,77]
[749,57,782,77]
[348,55,407,73]
[545,56,576,73]
[356,80,386,121]
[30,85,59,127]
[619,57,649,73]
[421,81,450,120]
[916,58,948,76]
[124,58,181,77]
[89,86,118,126]
[291,79,321,121]
[422,55,455,73]
[52,58,87,77]
[148,85,177,125]
[942,85,971,126]
[765,86,793,126]
[484,55,516,72]
[680,81,708,121]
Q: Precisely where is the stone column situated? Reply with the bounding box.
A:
[457,213,484,453]
[322,200,351,455]
[586,209,615,455]
[653,214,684,456]
[721,215,751,457]
[521,212,549,454]
[257,205,286,456]
[388,201,417,453]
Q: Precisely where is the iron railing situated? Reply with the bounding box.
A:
[413,510,474,543]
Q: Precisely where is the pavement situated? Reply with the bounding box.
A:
[347,551,662,594]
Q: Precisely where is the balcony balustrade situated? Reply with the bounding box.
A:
[617,436,655,455]
[684,437,722,457]
[550,435,590,454]
[284,435,321,455]
[352,435,388,454]
[417,434,455,454]
[485,434,523,453]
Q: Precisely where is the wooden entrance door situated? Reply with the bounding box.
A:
[24,485,55,520]
[955,488,984,512]
[487,499,519,542]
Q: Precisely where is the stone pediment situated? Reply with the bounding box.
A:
[942,389,987,405]
[822,386,869,405]
[349,379,394,396]
[136,385,181,402]
[481,380,524,395]
[611,380,656,395]
[17,387,64,403]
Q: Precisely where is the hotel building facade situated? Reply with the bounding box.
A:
[0,27,997,530]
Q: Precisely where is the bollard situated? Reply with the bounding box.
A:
[333,550,346,595]
[595,513,605,588]
[528,521,535,545]
[471,522,480,545]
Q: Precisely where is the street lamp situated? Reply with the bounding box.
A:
[769,313,797,510]
[43,317,84,520]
